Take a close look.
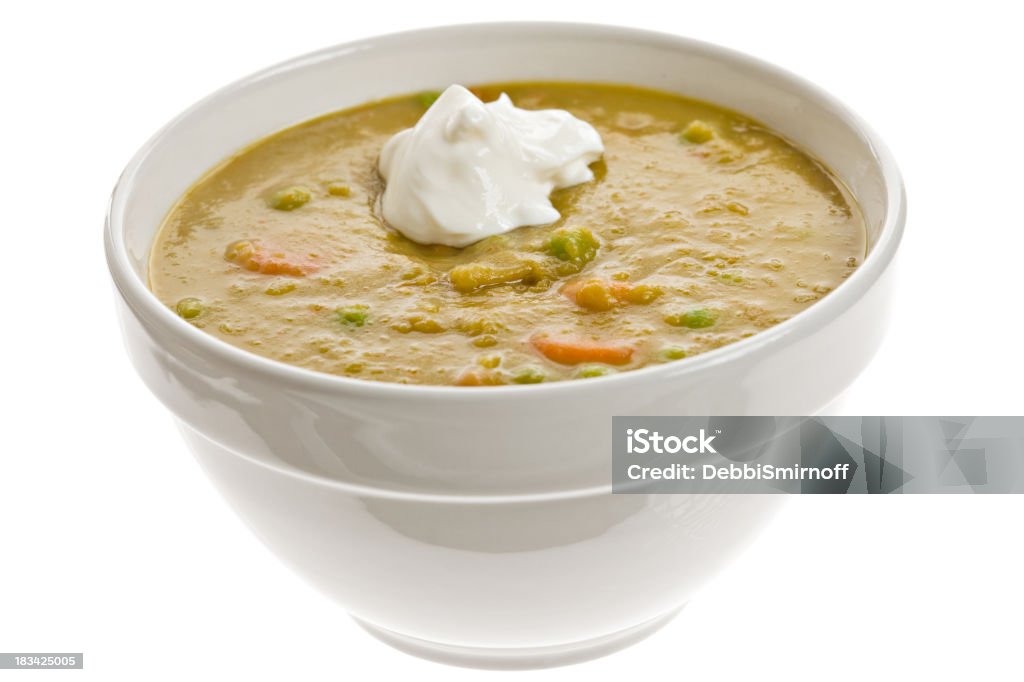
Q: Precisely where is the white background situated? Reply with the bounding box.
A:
[2,1,1022,680]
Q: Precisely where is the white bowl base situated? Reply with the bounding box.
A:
[352,606,684,670]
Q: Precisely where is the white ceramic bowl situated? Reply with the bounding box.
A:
[105,23,905,669]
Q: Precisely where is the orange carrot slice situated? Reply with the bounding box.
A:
[224,239,317,277]
[530,334,634,366]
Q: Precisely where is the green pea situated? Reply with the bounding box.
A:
[680,120,715,144]
[327,183,351,197]
[511,367,546,384]
[175,297,204,319]
[547,227,599,266]
[268,186,311,211]
[416,90,442,108]
[575,364,616,379]
[337,305,369,327]
[658,347,688,361]
[665,308,718,329]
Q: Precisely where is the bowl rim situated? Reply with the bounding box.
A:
[105,20,907,405]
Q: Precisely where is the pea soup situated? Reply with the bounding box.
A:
[150,82,866,386]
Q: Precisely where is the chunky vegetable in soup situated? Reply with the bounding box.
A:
[150,82,866,386]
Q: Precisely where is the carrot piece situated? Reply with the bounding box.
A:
[530,334,634,366]
[559,279,583,301]
[224,240,317,277]
[558,279,614,311]
[560,279,662,311]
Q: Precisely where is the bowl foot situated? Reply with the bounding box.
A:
[352,606,683,670]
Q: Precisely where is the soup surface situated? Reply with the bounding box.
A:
[150,82,866,386]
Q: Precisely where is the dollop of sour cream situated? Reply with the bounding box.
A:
[378,85,604,248]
